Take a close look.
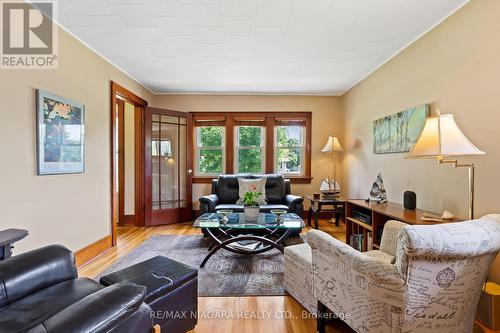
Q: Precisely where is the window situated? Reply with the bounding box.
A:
[235,126,265,173]
[190,112,311,183]
[275,126,304,175]
[195,126,225,175]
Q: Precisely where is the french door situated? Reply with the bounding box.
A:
[144,107,192,226]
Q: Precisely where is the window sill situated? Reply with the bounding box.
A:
[192,175,313,184]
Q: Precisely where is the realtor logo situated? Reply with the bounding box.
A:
[1,0,58,69]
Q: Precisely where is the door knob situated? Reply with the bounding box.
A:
[187,169,193,175]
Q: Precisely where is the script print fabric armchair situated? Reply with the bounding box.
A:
[309,215,500,333]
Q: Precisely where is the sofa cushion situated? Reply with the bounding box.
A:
[260,204,289,212]
[216,175,241,204]
[215,204,244,212]
[264,174,287,204]
[0,277,103,332]
[364,250,395,264]
[215,204,289,212]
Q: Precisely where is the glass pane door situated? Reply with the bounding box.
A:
[146,108,190,225]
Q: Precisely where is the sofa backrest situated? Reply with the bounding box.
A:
[212,174,289,204]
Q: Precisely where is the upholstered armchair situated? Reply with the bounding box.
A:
[309,215,500,333]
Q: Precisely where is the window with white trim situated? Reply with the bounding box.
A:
[235,126,265,173]
[195,126,225,175]
[275,125,305,175]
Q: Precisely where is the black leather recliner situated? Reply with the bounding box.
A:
[199,174,304,216]
[0,245,154,333]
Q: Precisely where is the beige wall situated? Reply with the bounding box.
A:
[0,27,153,254]
[342,0,500,282]
[152,94,344,209]
[124,101,135,215]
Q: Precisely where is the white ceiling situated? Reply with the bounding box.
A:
[54,0,468,95]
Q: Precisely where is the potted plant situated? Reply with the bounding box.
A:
[243,184,262,221]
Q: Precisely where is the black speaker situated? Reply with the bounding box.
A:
[404,191,416,210]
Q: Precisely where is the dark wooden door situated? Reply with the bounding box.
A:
[144,107,192,226]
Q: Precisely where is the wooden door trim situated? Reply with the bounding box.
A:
[186,112,193,221]
[116,99,125,225]
[110,82,147,246]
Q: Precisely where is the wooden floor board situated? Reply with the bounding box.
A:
[78,219,351,333]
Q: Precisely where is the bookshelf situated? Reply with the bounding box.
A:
[345,199,461,252]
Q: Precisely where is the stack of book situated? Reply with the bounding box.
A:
[350,233,364,251]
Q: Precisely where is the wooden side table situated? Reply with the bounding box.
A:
[0,229,28,260]
[306,196,346,229]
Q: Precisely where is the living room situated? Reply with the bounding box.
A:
[1,0,500,333]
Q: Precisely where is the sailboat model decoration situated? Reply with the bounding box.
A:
[321,136,343,198]
[320,177,341,199]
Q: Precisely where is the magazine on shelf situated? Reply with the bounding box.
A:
[231,241,261,252]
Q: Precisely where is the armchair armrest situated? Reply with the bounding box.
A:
[285,194,303,215]
[199,194,219,213]
[285,194,303,206]
[0,245,77,306]
[43,282,150,333]
[308,230,403,285]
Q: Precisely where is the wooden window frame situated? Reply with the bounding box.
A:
[188,112,312,184]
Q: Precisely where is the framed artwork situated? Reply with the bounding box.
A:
[36,90,85,175]
[373,104,429,154]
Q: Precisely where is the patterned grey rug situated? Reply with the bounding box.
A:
[96,234,304,297]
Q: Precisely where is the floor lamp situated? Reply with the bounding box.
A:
[407,113,485,220]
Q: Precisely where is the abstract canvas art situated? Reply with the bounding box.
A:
[36,90,85,174]
[373,104,429,154]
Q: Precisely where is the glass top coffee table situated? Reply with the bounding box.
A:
[193,212,304,267]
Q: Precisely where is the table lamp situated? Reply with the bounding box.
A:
[321,136,343,194]
[407,112,484,219]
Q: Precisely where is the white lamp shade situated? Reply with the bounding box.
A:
[321,136,343,153]
[408,114,484,158]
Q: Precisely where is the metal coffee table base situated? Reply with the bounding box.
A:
[200,227,292,267]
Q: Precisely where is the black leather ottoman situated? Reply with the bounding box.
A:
[100,256,198,333]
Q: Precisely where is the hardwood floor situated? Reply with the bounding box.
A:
[78,219,353,333]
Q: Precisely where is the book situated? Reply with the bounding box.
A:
[367,232,373,251]
[353,233,364,252]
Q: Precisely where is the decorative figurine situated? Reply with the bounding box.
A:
[369,173,387,203]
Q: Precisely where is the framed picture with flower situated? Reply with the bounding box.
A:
[36,90,85,175]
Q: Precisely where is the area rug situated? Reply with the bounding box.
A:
[96,234,304,297]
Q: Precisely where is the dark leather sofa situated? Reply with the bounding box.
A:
[199,174,304,216]
[0,245,154,333]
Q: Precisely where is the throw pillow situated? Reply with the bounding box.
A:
[237,177,267,205]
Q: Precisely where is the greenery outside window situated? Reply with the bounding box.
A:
[275,126,304,175]
[235,126,265,173]
[195,126,225,175]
